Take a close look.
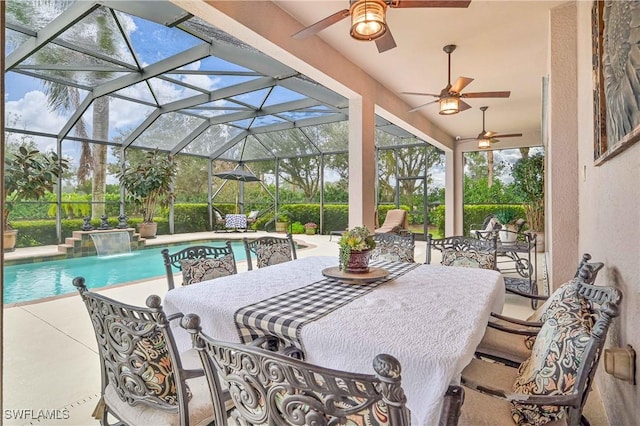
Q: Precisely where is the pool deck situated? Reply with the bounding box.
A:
[1,231,608,425]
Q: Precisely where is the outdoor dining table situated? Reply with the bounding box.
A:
[164,255,505,425]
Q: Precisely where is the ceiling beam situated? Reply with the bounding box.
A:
[6,1,101,70]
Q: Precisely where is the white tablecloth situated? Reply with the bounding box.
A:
[164,256,504,425]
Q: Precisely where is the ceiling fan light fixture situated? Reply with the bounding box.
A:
[439,96,459,115]
[478,138,492,149]
[350,0,387,41]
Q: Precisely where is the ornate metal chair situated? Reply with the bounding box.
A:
[475,254,605,367]
[460,267,622,426]
[181,313,464,426]
[371,232,416,263]
[475,228,539,307]
[73,277,223,426]
[426,234,498,269]
[162,242,237,290]
[243,234,297,270]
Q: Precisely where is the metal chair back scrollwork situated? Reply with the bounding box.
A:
[181,313,464,426]
[73,277,216,426]
[162,242,237,290]
[426,234,498,268]
[371,232,416,263]
[243,234,297,270]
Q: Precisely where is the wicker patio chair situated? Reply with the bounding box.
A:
[181,313,464,426]
[475,254,605,367]
[426,234,498,269]
[243,234,297,270]
[162,242,237,290]
[460,268,622,426]
[371,232,416,263]
[73,277,229,426]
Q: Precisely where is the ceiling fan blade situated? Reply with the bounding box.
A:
[450,76,474,94]
[375,28,397,53]
[456,136,478,142]
[409,99,439,112]
[401,91,440,97]
[461,91,511,98]
[491,133,523,138]
[484,131,496,138]
[458,99,472,112]
[291,9,350,39]
[392,0,471,8]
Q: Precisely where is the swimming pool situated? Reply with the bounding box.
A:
[3,241,248,305]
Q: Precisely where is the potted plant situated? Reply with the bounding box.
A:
[512,153,545,251]
[117,150,177,238]
[493,208,519,243]
[338,226,376,273]
[275,210,290,233]
[304,222,318,235]
[4,146,69,251]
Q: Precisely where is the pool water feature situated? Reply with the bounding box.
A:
[89,230,132,256]
[3,241,248,305]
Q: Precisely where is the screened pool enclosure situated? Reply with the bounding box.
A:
[4,0,443,239]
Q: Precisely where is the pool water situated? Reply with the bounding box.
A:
[3,241,248,304]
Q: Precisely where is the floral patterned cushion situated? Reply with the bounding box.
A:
[511,299,592,424]
[121,326,191,405]
[180,255,235,285]
[523,278,594,350]
[441,248,495,270]
[370,244,414,263]
[255,243,292,268]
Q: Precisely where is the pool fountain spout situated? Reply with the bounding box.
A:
[89,230,132,256]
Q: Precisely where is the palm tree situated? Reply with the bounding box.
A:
[14,2,118,219]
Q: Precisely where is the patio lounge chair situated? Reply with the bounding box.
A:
[181,313,465,425]
[375,209,409,234]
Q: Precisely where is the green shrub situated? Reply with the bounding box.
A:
[290,221,305,234]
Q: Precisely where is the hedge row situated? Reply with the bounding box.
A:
[430,204,527,236]
[10,203,415,247]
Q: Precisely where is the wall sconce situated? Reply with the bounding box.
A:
[350,0,388,41]
[478,138,492,149]
[604,345,636,384]
[439,96,459,115]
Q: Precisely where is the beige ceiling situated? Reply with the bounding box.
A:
[274,0,566,149]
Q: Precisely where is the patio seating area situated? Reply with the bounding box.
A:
[2,231,610,425]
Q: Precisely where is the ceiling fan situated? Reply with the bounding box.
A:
[403,44,511,114]
[291,0,471,53]
[456,106,523,149]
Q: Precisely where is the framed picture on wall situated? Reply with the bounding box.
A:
[592,0,640,164]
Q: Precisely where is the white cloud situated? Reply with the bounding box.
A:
[5,91,68,150]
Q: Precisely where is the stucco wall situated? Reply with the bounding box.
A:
[574,2,640,423]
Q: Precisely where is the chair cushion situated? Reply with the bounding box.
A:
[511,311,591,424]
[119,327,191,406]
[441,248,495,270]
[526,278,575,322]
[476,322,533,364]
[105,371,213,426]
[180,255,235,285]
[256,243,291,268]
[371,245,414,263]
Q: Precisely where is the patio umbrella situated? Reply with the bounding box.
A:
[213,169,260,182]
[214,168,261,214]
